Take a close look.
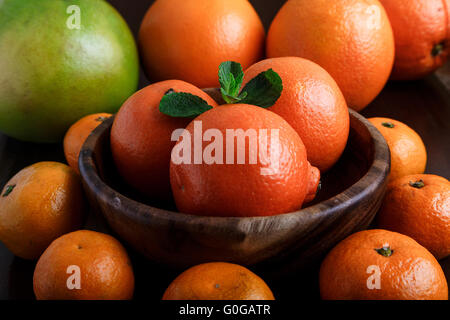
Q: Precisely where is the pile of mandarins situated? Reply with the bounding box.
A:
[0,0,448,301]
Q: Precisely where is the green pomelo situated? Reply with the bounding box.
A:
[0,0,139,142]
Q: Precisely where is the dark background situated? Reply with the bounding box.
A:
[0,0,449,300]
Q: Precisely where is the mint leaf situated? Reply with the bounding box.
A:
[240,69,283,108]
[159,92,213,118]
[219,61,245,104]
[217,61,283,108]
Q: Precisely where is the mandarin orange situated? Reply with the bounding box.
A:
[163,262,274,300]
[33,230,134,300]
[378,174,450,260]
[320,229,448,300]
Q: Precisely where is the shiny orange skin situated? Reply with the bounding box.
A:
[162,262,275,300]
[380,0,450,80]
[33,230,134,300]
[243,57,350,172]
[369,117,427,181]
[320,229,448,300]
[139,0,265,88]
[110,80,218,201]
[0,162,85,260]
[64,113,112,174]
[170,104,320,217]
[378,174,450,260]
[266,0,395,111]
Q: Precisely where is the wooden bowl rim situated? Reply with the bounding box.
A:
[79,108,390,230]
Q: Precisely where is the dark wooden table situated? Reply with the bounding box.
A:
[0,0,449,300]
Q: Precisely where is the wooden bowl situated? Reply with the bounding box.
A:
[79,101,390,273]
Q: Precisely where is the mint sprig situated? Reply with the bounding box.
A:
[159,91,213,118]
[159,61,283,118]
[219,61,282,108]
[219,61,248,104]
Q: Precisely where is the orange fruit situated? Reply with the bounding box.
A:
[243,57,350,172]
[162,262,275,300]
[379,0,450,80]
[170,104,321,217]
[320,229,448,300]
[368,117,427,181]
[378,174,450,260]
[0,162,85,260]
[64,113,112,174]
[266,0,395,111]
[111,80,218,201]
[33,230,134,300]
[139,0,265,88]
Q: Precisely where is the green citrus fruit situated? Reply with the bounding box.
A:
[0,0,139,142]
